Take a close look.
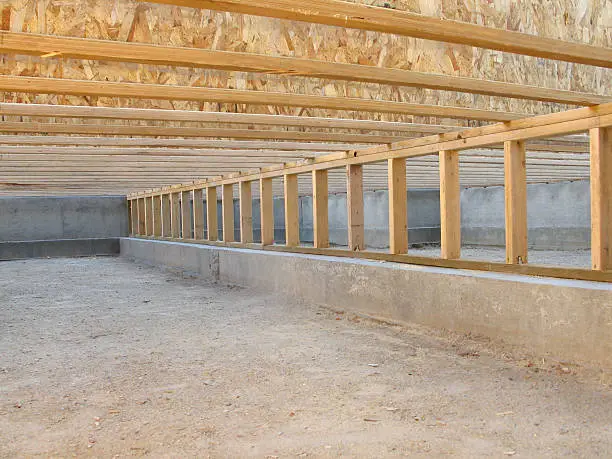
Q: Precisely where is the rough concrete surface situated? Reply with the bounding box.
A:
[1,258,611,457]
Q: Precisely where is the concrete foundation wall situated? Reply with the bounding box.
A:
[0,196,128,242]
[121,238,612,370]
[461,181,590,249]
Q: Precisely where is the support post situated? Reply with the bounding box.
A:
[347,164,364,251]
[312,169,329,249]
[152,195,162,237]
[590,127,612,271]
[127,200,134,236]
[170,192,181,238]
[388,158,408,254]
[240,181,253,243]
[206,187,218,241]
[284,173,300,247]
[439,150,461,259]
[193,189,204,240]
[222,183,235,242]
[260,177,274,246]
[181,191,191,239]
[504,140,528,264]
[161,194,171,237]
[137,197,145,236]
[145,197,154,236]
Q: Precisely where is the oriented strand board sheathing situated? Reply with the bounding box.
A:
[0,0,610,127]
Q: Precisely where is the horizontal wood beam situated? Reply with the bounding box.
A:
[0,103,459,134]
[0,121,404,143]
[1,32,608,105]
[142,0,612,68]
[0,75,520,122]
[129,102,612,196]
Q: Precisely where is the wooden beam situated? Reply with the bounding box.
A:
[129,103,612,197]
[181,190,192,239]
[206,187,218,241]
[260,178,274,245]
[284,173,299,247]
[0,75,520,122]
[0,121,405,144]
[153,194,162,237]
[161,194,171,237]
[347,164,365,251]
[193,189,204,240]
[0,135,380,150]
[388,158,408,254]
[222,183,235,242]
[439,150,461,259]
[1,33,608,105]
[170,192,181,238]
[146,197,154,236]
[143,0,612,68]
[504,140,528,264]
[0,102,455,134]
[127,200,134,236]
[239,181,253,243]
[590,127,612,271]
[137,197,146,236]
[312,169,329,249]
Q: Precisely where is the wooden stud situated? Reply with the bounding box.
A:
[504,140,528,264]
[137,198,146,236]
[127,200,134,236]
[590,127,612,271]
[239,181,253,243]
[312,169,329,249]
[347,164,365,251]
[222,183,235,242]
[193,189,204,240]
[161,194,171,237]
[206,187,218,241]
[439,150,461,259]
[181,190,192,239]
[145,197,153,236]
[170,192,181,238]
[388,158,408,254]
[284,173,300,247]
[153,195,162,237]
[260,178,274,246]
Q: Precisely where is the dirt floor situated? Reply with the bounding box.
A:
[1,257,610,457]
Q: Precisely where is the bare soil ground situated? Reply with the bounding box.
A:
[0,257,610,458]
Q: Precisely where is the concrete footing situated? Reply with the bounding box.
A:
[120,238,612,370]
[0,238,120,261]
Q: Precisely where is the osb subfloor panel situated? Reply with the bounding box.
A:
[1,258,611,458]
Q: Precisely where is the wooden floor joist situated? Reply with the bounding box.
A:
[1,32,608,106]
[143,0,612,68]
[0,75,522,122]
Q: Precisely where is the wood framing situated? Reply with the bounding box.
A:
[2,32,608,106]
[590,127,612,271]
[0,76,519,122]
[193,189,205,240]
[206,187,218,241]
[144,0,612,67]
[439,150,461,260]
[312,170,329,249]
[239,181,253,244]
[161,194,171,238]
[388,158,408,255]
[260,178,274,246]
[347,164,365,251]
[284,174,299,247]
[170,192,181,239]
[504,140,528,264]
[137,198,146,236]
[153,195,162,237]
[222,184,235,242]
[181,191,192,239]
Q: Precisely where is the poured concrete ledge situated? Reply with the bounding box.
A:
[120,238,612,370]
[0,238,120,261]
